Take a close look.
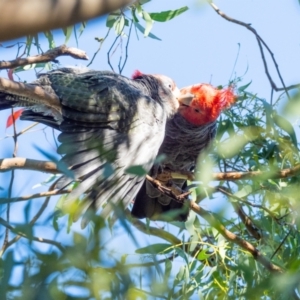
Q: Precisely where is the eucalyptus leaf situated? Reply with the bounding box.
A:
[149,6,188,22]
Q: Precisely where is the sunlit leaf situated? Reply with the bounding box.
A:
[142,11,154,37]
[149,6,188,22]
[273,114,298,147]
[62,26,73,44]
[134,22,161,40]
[136,243,173,254]
[238,81,252,92]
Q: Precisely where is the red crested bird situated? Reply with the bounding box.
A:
[0,67,180,226]
[131,83,236,221]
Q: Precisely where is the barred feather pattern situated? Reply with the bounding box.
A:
[0,67,180,226]
[132,113,217,221]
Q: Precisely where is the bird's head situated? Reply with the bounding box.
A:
[177,83,236,126]
[132,70,180,116]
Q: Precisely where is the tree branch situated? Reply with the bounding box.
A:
[0,158,59,173]
[190,201,284,273]
[208,1,297,95]
[0,0,132,42]
[2,157,300,183]
[171,164,300,182]
[0,45,88,69]
[0,189,71,204]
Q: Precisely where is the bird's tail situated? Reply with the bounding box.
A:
[0,92,19,111]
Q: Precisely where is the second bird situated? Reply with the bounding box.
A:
[132,83,236,221]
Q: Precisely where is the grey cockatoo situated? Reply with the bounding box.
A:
[0,67,181,225]
[131,83,236,221]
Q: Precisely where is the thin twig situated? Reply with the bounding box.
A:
[208,1,296,97]
[0,217,64,253]
[2,181,65,254]
[119,20,133,74]
[0,189,71,204]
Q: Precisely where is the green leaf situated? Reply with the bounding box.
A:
[149,6,188,22]
[136,243,173,254]
[62,26,73,44]
[106,12,120,28]
[114,16,125,35]
[44,31,55,49]
[134,22,161,40]
[234,185,252,198]
[197,250,210,261]
[273,114,298,147]
[142,11,154,37]
[238,81,252,92]
[125,165,147,176]
[78,21,87,37]
[139,0,151,4]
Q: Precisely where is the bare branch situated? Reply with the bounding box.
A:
[0,45,88,69]
[216,186,261,240]
[0,189,71,204]
[2,157,300,184]
[0,0,132,42]
[190,201,284,273]
[0,158,59,173]
[171,164,300,182]
[208,1,298,95]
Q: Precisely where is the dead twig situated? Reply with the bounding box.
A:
[208,1,296,97]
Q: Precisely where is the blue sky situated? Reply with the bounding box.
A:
[0,0,300,295]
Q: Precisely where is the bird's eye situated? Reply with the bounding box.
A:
[168,83,172,89]
[194,109,200,113]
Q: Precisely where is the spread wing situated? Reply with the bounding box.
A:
[47,71,167,220]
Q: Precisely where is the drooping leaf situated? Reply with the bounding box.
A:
[238,81,252,93]
[113,16,125,35]
[62,26,73,44]
[134,22,161,40]
[106,11,121,28]
[136,243,173,254]
[6,109,24,128]
[142,11,154,37]
[149,6,188,22]
[44,31,55,48]
[273,114,298,148]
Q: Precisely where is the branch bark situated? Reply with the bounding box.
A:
[2,157,300,183]
[0,158,59,173]
[0,0,132,42]
[0,45,88,69]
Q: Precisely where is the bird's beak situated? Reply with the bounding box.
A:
[178,93,194,106]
